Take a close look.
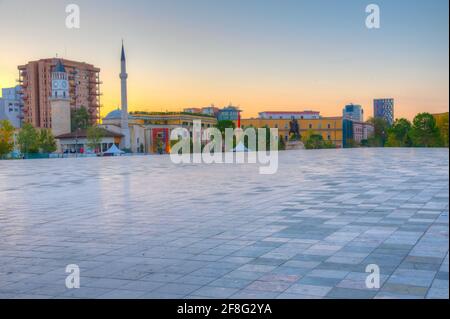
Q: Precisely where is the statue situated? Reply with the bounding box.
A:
[289,118,301,141]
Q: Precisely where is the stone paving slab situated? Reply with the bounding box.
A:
[0,149,448,299]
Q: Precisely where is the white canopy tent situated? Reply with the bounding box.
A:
[232,142,251,152]
[103,144,125,156]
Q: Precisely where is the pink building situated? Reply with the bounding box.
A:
[18,58,101,128]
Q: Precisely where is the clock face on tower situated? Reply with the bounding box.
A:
[53,81,59,89]
[61,81,67,89]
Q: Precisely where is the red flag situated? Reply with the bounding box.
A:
[238,111,241,129]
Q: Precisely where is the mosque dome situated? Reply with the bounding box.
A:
[104,109,122,120]
[103,109,133,120]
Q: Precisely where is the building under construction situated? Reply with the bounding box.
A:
[18,58,101,129]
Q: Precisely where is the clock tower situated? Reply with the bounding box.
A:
[50,59,71,138]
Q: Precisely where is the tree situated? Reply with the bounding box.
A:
[71,106,90,132]
[367,117,390,147]
[242,125,278,151]
[305,134,334,149]
[411,113,442,147]
[216,120,235,135]
[345,138,358,148]
[17,123,39,154]
[38,129,57,153]
[278,135,286,151]
[366,136,384,147]
[385,118,412,147]
[435,113,449,147]
[360,139,369,147]
[0,120,15,159]
[156,136,164,154]
[86,126,104,153]
[301,129,315,145]
[255,125,271,151]
[385,133,401,147]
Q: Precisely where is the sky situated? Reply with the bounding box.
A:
[0,0,448,120]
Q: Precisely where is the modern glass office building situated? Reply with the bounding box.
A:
[374,98,394,125]
[343,104,364,122]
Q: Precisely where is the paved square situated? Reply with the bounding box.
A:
[0,149,448,299]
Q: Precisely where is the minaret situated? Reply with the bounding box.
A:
[50,60,71,138]
[120,41,131,149]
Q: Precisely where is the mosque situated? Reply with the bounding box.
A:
[55,42,216,154]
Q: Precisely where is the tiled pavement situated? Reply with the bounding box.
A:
[0,148,448,299]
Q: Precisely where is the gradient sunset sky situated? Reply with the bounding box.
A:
[0,0,448,120]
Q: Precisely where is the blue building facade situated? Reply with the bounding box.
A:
[217,106,240,121]
[374,98,394,125]
[0,85,23,128]
[343,104,363,122]
[342,119,354,148]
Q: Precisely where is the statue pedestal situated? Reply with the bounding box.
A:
[286,140,305,150]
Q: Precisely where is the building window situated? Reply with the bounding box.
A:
[309,124,312,129]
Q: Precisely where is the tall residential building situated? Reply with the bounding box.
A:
[0,85,23,128]
[18,58,101,129]
[342,104,363,122]
[259,111,320,120]
[374,98,394,125]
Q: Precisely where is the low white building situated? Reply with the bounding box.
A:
[55,128,123,154]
